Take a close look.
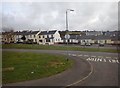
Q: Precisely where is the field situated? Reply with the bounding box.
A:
[2,44,120,53]
[2,51,73,84]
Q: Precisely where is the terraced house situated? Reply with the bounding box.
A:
[2,31,15,44]
[38,30,61,45]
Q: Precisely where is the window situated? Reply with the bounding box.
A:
[51,35,53,38]
[43,35,44,38]
[49,35,51,38]
[39,36,41,38]
[34,35,35,38]
[39,40,42,42]
[46,39,50,42]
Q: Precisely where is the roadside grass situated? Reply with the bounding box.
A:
[2,44,120,53]
[2,51,73,84]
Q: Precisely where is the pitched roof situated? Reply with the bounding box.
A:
[39,30,57,35]
[15,31,39,35]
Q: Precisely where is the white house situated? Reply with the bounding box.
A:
[14,30,40,43]
[38,30,61,45]
[27,31,40,43]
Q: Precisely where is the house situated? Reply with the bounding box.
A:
[14,30,40,44]
[38,30,61,45]
[94,35,113,44]
[62,34,79,44]
[111,36,120,45]
[2,31,15,43]
[78,35,95,45]
[85,31,103,36]
[59,31,85,44]
[27,31,40,44]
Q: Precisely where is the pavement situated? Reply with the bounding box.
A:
[2,49,119,87]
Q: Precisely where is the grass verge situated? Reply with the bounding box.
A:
[2,51,73,84]
[2,44,120,53]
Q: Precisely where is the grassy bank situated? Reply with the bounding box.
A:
[2,51,73,84]
[2,44,120,53]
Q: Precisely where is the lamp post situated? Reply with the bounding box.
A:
[65,9,74,61]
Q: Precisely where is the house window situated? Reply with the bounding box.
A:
[39,36,41,38]
[34,35,35,37]
[51,35,53,38]
[43,35,44,38]
[46,39,50,42]
[39,40,42,42]
[49,35,51,38]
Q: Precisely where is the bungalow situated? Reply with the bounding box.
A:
[78,35,95,45]
[94,35,113,44]
[38,30,61,45]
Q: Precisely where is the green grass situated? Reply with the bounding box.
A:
[2,51,73,84]
[2,44,120,53]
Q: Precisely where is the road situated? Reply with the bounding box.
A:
[54,44,118,50]
[2,49,119,87]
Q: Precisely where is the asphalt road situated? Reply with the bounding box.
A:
[2,49,119,87]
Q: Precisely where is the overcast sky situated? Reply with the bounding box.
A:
[1,2,118,31]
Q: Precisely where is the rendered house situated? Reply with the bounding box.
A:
[59,31,84,44]
[38,30,61,45]
[27,31,40,43]
[94,35,113,44]
[63,34,79,44]
[14,30,40,43]
[78,35,95,44]
[2,31,15,43]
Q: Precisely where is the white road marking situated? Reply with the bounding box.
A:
[106,57,111,59]
[98,56,103,58]
[78,54,82,56]
[72,54,76,56]
[103,59,107,62]
[91,56,96,57]
[108,59,112,63]
[86,57,119,64]
[84,55,89,57]
[96,58,102,62]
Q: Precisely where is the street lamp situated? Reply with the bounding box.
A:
[65,9,74,61]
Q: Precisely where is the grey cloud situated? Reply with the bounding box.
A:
[1,2,118,31]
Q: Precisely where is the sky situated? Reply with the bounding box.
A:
[1,1,118,32]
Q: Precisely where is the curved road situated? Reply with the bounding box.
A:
[2,49,119,87]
